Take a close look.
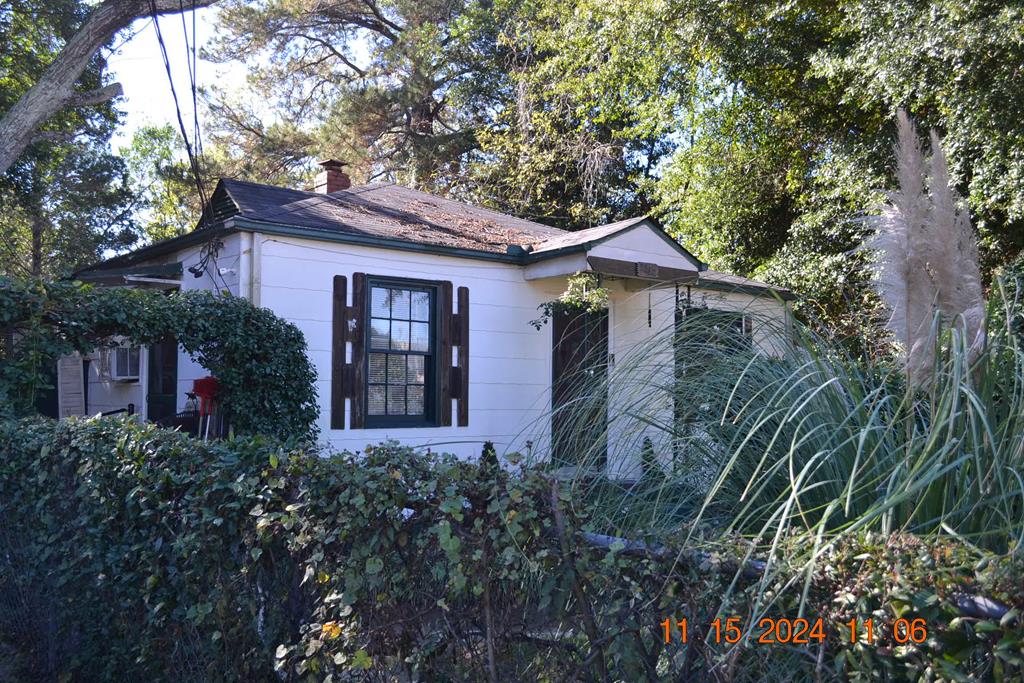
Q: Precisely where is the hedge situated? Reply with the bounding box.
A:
[0,277,319,440]
[0,416,1021,682]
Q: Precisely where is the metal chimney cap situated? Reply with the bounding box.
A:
[317,158,348,171]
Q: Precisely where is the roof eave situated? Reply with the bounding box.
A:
[228,216,526,263]
[694,278,797,301]
[523,216,708,271]
[74,226,233,276]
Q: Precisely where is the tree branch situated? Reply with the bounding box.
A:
[67,83,124,108]
[29,131,78,145]
[0,0,221,174]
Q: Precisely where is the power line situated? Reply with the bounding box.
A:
[179,0,202,158]
[150,2,207,215]
[149,1,229,289]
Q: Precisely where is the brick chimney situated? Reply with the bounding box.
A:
[314,158,351,193]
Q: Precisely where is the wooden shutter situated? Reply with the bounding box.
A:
[439,281,453,426]
[330,275,347,429]
[349,273,367,428]
[57,354,85,417]
[455,286,469,426]
[438,282,470,427]
[331,273,367,429]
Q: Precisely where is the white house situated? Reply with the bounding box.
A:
[70,160,793,474]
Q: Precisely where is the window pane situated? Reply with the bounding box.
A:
[387,385,406,414]
[369,354,387,383]
[390,289,410,319]
[371,287,390,317]
[390,320,410,351]
[387,355,407,383]
[370,318,390,349]
[368,386,386,415]
[407,385,424,415]
[411,291,430,321]
[407,355,425,383]
[410,322,429,352]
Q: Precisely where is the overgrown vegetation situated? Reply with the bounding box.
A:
[530,271,610,329]
[550,276,1024,547]
[186,0,1024,341]
[0,417,1020,682]
[0,277,318,439]
[3,1,1023,337]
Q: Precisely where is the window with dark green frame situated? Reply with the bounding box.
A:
[366,281,436,426]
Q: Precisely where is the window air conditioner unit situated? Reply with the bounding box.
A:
[111,346,141,382]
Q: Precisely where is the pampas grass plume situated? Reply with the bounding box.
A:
[863,110,986,387]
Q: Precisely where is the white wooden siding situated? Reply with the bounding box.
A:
[590,223,701,272]
[255,234,566,458]
[74,227,790,475]
[604,281,789,479]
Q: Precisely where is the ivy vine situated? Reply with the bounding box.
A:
[530,271,610,330]
[0,277,319,440]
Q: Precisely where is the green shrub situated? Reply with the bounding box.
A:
[0,277,319,439]
[0,416,1021,682]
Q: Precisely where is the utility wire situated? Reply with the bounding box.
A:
[149,0,229,289]
[179,0,202,158]
[149,3,207,214]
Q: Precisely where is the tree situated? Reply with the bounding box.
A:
[206,0,513,193]
[673,0,1024,321]
[1,0,136,277]
[497,0,1024,338]
[0,0,221,175]
[120,124,201,242]
[470,0,692,228]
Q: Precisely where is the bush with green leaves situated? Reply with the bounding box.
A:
[0,416,1020,682]
[0,277,318,440]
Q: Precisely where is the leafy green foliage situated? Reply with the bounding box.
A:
[119,124,202,242]
[0,0,138,277]
[0,417,1020,681]
[659,0,1024,336]
[472,0,689,227]
[0,278,319,440]
[206,0,511,193]
[562,282,1024,557]
[196,0,1024,349]
[530,271,610,329]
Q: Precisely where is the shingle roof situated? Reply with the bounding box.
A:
[526,216,650,254]
[697,269,795,299]
[216,179,566,254]
[79,178,794,300]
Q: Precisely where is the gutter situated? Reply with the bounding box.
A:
[74,215,794,301]
[75,227,233,275]
[228,216,525,265]
[695,278,797,302]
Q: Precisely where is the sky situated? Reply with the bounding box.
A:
[104,6,244,151]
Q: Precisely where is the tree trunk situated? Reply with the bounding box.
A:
[0,0,221,175]
[30,213,45,277]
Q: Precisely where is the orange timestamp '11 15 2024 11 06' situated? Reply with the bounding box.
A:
[659,616,928,646]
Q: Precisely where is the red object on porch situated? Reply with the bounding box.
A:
[192,376,220,416]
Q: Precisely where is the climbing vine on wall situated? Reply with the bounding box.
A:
[0,277,319,440]
[530,271,610,329]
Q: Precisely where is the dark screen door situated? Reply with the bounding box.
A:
[147,335,178,421]
[551,308,609,469]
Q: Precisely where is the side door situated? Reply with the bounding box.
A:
[551,308,609,469]
[147,335,178,422]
